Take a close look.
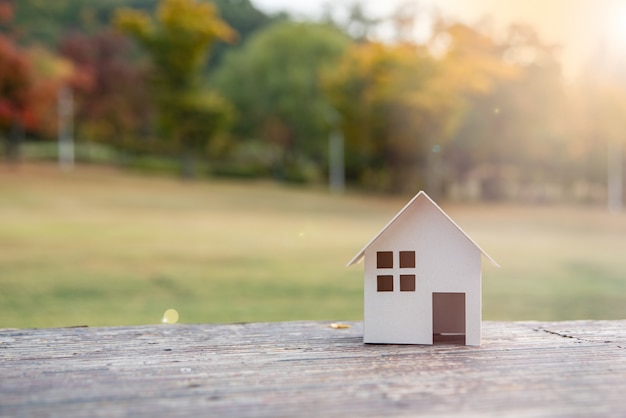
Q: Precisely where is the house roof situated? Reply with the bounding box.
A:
[346,191,500,268]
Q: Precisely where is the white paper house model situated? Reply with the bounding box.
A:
[347,191,499,346]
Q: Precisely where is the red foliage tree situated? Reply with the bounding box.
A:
[59,30,151,149]
[1,1,76,163]
[0,35,32,132]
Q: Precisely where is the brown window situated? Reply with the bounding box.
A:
[399,251,415,268]
[376,251,393,269]
[400,275,416,291]
[377,275,393,292]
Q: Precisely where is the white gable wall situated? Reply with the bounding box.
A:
[363,197,482,345]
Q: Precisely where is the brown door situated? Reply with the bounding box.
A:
[432,292,466,344]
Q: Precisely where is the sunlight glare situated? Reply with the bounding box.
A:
[606,2,626,51]
[162,309,179,324]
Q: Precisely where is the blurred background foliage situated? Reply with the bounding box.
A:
[2,0,624,201]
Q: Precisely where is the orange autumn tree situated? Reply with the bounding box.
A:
[324,41,438,192]
[115,0,237,177]
[420,22,519,195]
[445,23,569,200]
[7,47,80,156]
[0,1,78,161]
[26,47,78,138]
[324,22,518,194]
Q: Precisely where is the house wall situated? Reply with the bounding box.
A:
[363,197,482,345]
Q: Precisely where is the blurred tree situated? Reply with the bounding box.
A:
[324,41,438,192]
[575,52,626,209]
[212,21,350,182]
[170,91,233,176]
[59,30,151,153]
[320,0,380,42]
[26,46,77,138]
[1,2,75,161]
[345,1,380,41]
[11,0,274,75]
[9,0,157,47]
[207,0,277,70]
[324,21,518,194]
[430,24,518,134]
[447,24,566,201]
[115,0,236,177]
[389,1,419,43]
[0,32,31,160]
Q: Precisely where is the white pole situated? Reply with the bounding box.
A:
[329,129,345,194]
[58,85,74,170]
[608,139,623,212]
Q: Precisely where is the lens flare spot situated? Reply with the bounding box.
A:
[162,308,179,324]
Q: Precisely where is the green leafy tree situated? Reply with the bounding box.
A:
[115,0,236,176]
[212,21,350,181]
[324,41,441,192]
[9,0,158,47]
[207,0,277,70]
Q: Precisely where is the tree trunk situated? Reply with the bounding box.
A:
[607,140,623,212]
[424,134,442,201]
[328,130,345,193]
[180,150,197,179]
[4,119,23,164]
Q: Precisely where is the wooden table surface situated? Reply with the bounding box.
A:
[1,320,625,417]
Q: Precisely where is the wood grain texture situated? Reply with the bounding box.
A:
[1,320,625,417]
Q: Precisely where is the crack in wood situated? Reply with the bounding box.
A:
[534,326,625,349]
[541,329,576,339]
[2,321,626,417]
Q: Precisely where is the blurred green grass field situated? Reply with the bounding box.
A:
[1,163,625,328]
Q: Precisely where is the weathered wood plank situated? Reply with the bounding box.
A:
[1,320,625,417]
